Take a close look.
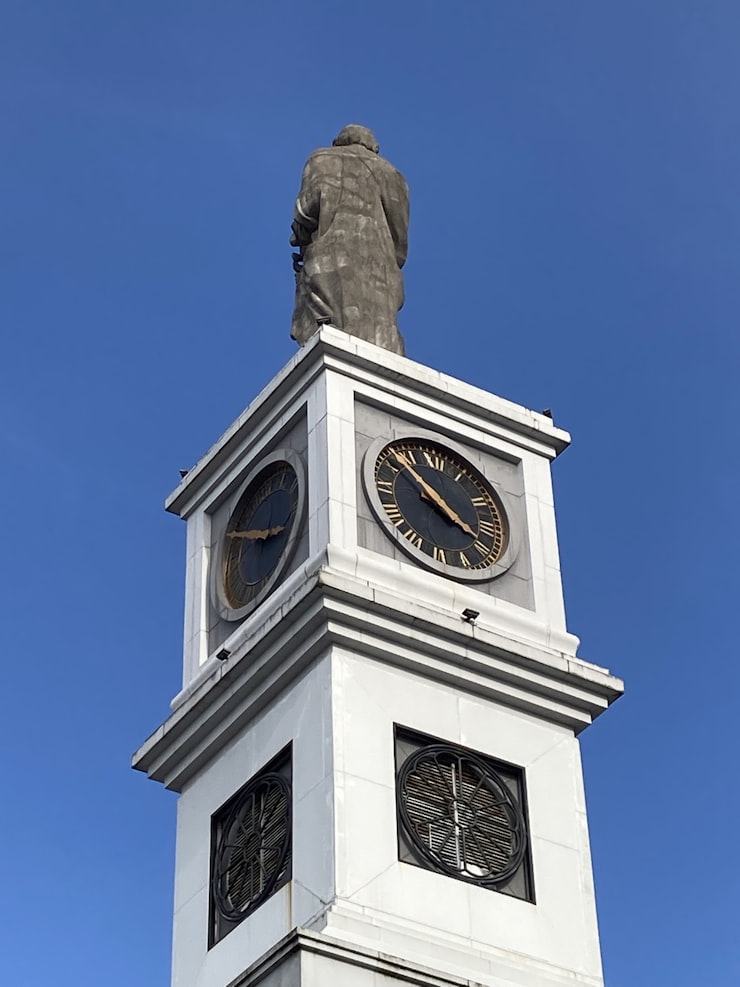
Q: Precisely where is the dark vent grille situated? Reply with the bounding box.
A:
[398,744,526,887]
[212,772,291,924]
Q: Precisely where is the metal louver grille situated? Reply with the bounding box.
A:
[399,745,526,886]
[213,773,291,922]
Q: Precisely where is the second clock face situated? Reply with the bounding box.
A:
[221,457,302,616]
[367,437,511,578]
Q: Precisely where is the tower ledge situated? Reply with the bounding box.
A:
[132,543,622,792]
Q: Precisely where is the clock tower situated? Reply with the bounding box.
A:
[133,326,622,987]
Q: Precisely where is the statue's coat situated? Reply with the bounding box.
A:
[290,142,409,355]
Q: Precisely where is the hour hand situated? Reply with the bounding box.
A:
[422,491,476,538]
[227,524,286,541]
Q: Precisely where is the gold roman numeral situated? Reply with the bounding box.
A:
[404,530,423,549]
[384,504,404,525]
[422,450,444,470]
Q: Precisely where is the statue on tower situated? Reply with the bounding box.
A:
[290,125,409,356]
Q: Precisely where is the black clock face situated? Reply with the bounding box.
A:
[373,439,507,572]
[223,461,300,611]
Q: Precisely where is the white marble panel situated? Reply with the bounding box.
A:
[531,572,566,633]
[295,679,334,803]
[536,497,562,575]
[571,745,588,815]
[465,883,541,963]
[170,888,207,987]
[191,629,210,672]
[307,409,330,546]
[172,789,209,913]
[328,498,358,552]
[194,886,292,987]
[376,860,473,942]
[308,498,329,562]
[543,566,567,631]
[520,450,555,507]
[293,774,336,926]
[337,650,462,747]
[303,949,377,987]
[195,544,211,668]
[250,660,332,801]
[457,691,570,768]
[332,652,396,786]
[525,737,582,851]
[194,724,255,811]
[523,492,546,575]
[501,836,601,978]
[185,507,206,563]
[335,774,397,902]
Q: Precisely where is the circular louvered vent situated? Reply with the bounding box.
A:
[213,773,291,920]
[398,745,526,886]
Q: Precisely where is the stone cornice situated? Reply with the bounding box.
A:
[132,551,622,791]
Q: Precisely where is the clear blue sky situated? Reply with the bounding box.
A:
[2,3,738,985]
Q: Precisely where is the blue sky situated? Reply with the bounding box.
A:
[2,3,738,985]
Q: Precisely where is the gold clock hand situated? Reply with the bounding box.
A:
[394,451,477,538]
[227,524,286,541]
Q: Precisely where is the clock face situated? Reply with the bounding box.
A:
[218,454,305,618]
[365,437,513,580]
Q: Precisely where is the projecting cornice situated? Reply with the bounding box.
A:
[132,548,622,792]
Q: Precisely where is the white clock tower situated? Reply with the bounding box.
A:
[134,326,622,987]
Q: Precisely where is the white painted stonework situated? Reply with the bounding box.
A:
[133,327,623,987]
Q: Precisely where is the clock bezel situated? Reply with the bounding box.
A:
[362,432,519,583]
[211,448,307,622]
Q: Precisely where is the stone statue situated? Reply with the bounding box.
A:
[290,125,409,356]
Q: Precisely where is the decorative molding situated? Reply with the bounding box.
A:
[133,549,622,792]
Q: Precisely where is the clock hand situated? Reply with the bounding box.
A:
[227,524,286,541]
[393,452,477,538]
[394,451,456,521]
[419,485,477,538]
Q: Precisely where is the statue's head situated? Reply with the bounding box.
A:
[333,124,379,154]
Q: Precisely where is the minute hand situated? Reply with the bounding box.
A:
[394,452,477,538]
[227,524,286,541]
